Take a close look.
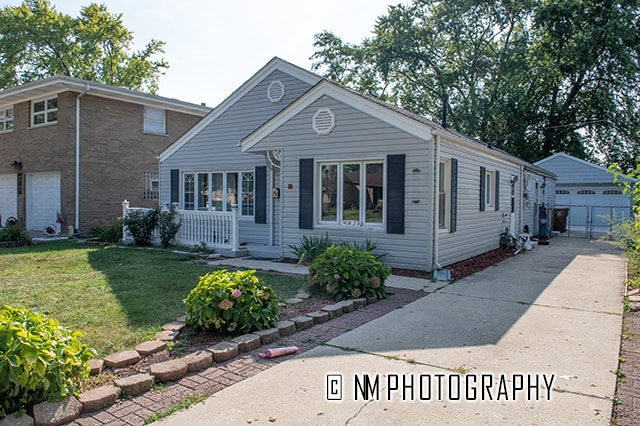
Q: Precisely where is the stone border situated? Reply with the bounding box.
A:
[9,293,378,426]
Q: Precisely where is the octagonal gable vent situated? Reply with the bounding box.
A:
[312,107,335,136]
[267,80,285,103]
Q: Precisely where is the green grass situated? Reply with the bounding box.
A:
[0,240,305,357]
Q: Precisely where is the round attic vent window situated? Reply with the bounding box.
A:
[312,107,335,136]
[267,80,285,103]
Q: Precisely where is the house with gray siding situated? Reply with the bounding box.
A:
[158,58,555,271]
[534,153,633,235]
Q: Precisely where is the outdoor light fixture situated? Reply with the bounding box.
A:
[510,175,519,185]
[11,160,22,170]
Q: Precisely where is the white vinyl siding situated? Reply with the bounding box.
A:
[160,69,317,245]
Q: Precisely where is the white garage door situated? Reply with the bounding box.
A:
[26,172,61,231]
[0,174,18,225]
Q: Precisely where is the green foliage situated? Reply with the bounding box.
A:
[0,0,168,92]
[157,208,181,248]
[287,233,332,264]
[183,270,279,335]
[123,208,159,247]
[311,0,640,166]
[92,220,123,244]
[307,245,391,301]
[0,305,94,417]
[288,234,386,264]
[0,225,31,244]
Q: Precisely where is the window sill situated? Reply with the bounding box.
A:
[143,131,168,136]
[315,223,384,232]
[29,122,58,129]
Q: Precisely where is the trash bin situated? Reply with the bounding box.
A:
[539,204,548,238]
[553,208,568,233]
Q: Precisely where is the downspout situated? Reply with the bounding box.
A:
[269,166,274,246]
[431,130,441,271]
[519,164,525,234]
[75,84,90,231]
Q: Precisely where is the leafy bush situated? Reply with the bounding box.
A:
[307,245,391,301]
[157,208,181,248]
[123,208,159,246]
[0,225,31,244]
[92,220,123,244]
[183,270,279,335]
[287,233,332,264]
[339,238,387,260]
[0,305,94,417]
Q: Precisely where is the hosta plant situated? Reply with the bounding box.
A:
[307,245,391,301]
[0,305,95,417]
[183,269,279,335]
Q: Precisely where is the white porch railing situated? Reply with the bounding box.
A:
[121,200,239,251]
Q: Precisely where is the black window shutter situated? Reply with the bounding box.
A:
[450,158,458,233]
[386,154,405,234]
[255,166,267,224]
[170,169,179,204]
[495,170,500,211]
[479,166,486,211]
[299,159,314,229]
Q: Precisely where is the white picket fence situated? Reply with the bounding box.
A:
[121,200,239,251]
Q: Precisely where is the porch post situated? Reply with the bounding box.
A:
[231,204,239,252]
[121,200,129,242]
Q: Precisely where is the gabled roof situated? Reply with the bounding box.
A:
[0,75,211,116]
[534,152,634,184]
[241,78,555,178]
[158,57,321,162]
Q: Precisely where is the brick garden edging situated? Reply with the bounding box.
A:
[2,288,424,426]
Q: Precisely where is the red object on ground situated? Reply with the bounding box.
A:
[258,346,299,358]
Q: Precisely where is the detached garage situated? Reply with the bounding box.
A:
[534,153,634,236]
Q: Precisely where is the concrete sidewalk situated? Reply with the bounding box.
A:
[159,237,625,425]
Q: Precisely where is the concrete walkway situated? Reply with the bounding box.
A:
[158,237,625,425]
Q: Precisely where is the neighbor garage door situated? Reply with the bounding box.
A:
[0,174,18,225]
[26,172,60,231]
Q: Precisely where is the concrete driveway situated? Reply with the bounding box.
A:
[159,237,625,425]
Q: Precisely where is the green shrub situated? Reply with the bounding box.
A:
[92,220,123,244]
[339,238,387,260]
[183,270,279,335]
[0,305,95,417]
[157,208,181,248]
[0,225,31,244]
[123,208,159,246]
[287,233,333,264]
[307,245,391,301]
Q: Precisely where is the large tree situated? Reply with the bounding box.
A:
[0,0,168,93]
[311,0,640,169]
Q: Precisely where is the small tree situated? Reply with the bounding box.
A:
[157,208,181,248]
[122,208,159,246]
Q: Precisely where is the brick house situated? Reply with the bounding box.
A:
[0,76,210,233]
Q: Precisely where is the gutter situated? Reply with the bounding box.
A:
[75,84,90,231]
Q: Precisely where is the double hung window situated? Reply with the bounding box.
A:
[32,97,57,126]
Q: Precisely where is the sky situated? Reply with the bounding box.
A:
[4,0,399,106]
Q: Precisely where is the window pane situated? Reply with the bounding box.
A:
[47,111,58,123]
[242,172,254,216]
[365,163,383,223]
[34,113,45,125]
[226,173,238,211]
[342,164,360,223]
[321,164,337,221]
[47,98,58,110]
[33,101,45,113]
[6,108,13,119]
[211,173,223,211]
[184,174,195,210]
[197,173,208,211]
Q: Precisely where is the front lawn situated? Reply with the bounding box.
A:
[0,240,305,357]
